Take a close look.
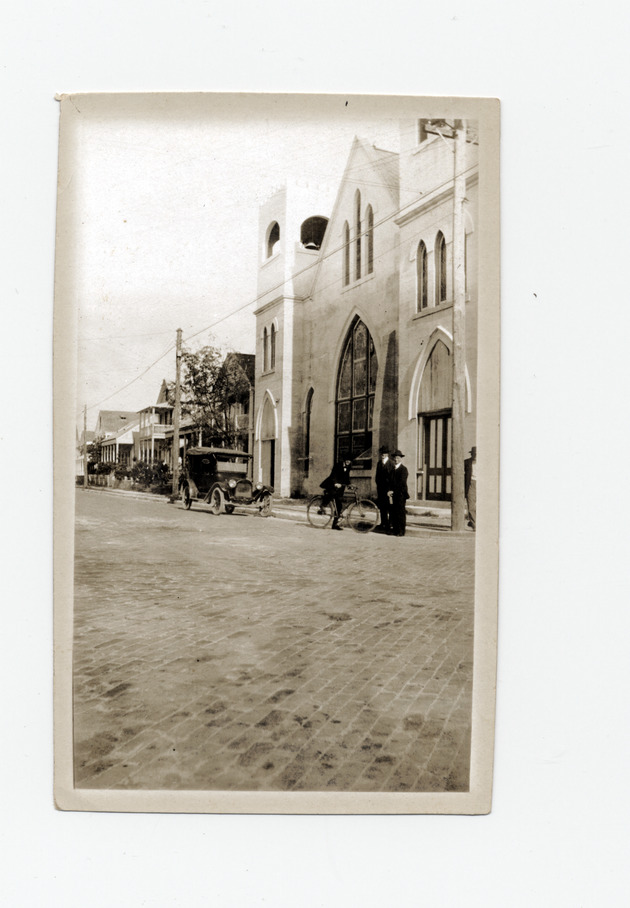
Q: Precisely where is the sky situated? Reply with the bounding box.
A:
[71,99,404,428]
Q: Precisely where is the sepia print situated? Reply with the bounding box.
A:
[54,93,500,814]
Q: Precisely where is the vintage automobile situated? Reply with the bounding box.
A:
[178,447,273,517]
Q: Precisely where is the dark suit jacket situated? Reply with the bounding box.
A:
[375,458,394,493]
[391,463,409,500]
[464,456,475,497]
[320,461,351,492]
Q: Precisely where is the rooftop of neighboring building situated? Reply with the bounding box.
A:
[95,410,139,436]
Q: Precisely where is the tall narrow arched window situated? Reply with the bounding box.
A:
[270,323,276,370]
[416,240,428,311]
[366,205,374,274]
[267,221,280,258]
[263,327,269,372]
[354,191,362,281]
[304,388,314,478]
[436,231,447,303]
[335,318,378,468]
[343,221,350,286]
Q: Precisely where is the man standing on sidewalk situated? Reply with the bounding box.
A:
[375,446,394,534]
[389,449,409,537]
[464,446,477,530]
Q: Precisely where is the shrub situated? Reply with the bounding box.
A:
[93,461,114,475]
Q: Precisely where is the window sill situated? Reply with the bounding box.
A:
[413,300,453,319]
[260,368,276,377]
[261,252,281,268]
[342,271,375,293]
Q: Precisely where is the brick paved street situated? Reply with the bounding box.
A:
[73,489,474,792]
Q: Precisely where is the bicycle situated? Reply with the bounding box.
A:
[306,485,379,533]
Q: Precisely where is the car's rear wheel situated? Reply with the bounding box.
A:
[209,487,225,515]
[259,492,272,517]
[182,485,192,510]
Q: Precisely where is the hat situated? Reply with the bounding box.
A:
[378,446,389,454]
[393,449,404,457]
[469,446,477,457]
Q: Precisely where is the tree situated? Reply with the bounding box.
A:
[174,344,252,448]
[86,436,104,473]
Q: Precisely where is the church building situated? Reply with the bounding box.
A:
[253,119,478,505]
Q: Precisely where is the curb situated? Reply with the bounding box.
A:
[79,486,472,537]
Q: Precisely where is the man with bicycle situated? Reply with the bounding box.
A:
[319,457,353,530]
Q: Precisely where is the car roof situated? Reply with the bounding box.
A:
[186,446,251,458]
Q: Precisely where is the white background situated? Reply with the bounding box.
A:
[3,2,630,905]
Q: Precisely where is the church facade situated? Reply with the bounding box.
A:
[253,120,479,504]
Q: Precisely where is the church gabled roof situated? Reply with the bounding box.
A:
[307,135,400,295]
[368,143,400,204]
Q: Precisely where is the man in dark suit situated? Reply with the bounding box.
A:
[464,446,477,530]
[389,449,409,537]
[375,445,394,534]
[320,457,352,530]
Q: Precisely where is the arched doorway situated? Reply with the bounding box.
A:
[418,339,452,501]
[260,395,276,488]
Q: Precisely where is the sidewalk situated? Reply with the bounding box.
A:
[80,485,469,536]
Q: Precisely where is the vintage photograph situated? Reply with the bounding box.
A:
[54,93,500,813]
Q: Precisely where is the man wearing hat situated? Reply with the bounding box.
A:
[389,449,410,537]
[464,446,477,530]
[375,445,394,534]
[319,456,353,530]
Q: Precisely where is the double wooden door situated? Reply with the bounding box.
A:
[421,410,452,501]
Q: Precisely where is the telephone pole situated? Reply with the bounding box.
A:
[83,404,88,489]
[171,328,182,498]
[423,119,467,530]
[451,120,467,532]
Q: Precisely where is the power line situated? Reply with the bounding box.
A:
[82,158,477,413]
[84,340,175,413]
[183,163,477,345]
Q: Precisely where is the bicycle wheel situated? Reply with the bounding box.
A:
[347,499,379,533]
[307,495,334,529]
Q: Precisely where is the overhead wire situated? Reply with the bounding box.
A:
[81,127,477,414]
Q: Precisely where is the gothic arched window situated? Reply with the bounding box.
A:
[343,221,350,286]
[354,191,362,281]
[366,205,374,274]
[436,231,447,303]
[270,323,276,370]
[335,318,378,467]
[263,327,269,372]
[416,240,428,311]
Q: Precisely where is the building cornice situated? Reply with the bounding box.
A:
[254,295,306,317]
[395,169,479,227]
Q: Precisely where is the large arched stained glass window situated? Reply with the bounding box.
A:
[335,318,378,467]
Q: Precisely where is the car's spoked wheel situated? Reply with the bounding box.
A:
[259,493,272,517]
[209,487,225,515]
